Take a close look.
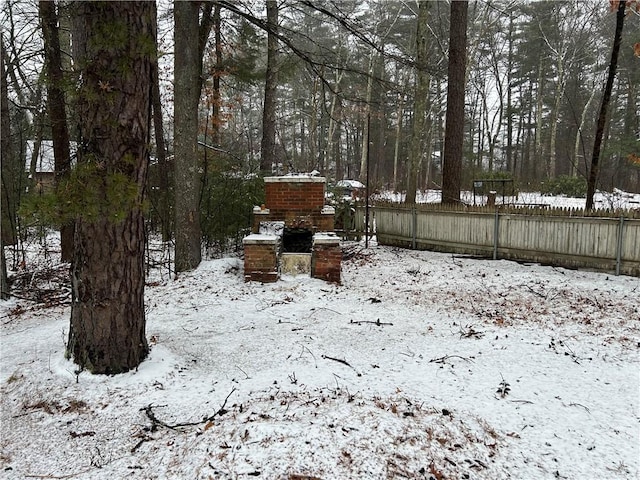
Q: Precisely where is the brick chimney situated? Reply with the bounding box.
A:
[243,176,341,283]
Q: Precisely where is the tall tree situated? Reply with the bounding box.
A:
[260,0,278,175]
[67,1,155,374]
[150,34,171,242]
[405,1,430,205]
[174,1,203,272]
[586,0,626,210]
[173,1,214,273]
[1,35,13,300]
[39,0,73,262]
[441,1,468,204]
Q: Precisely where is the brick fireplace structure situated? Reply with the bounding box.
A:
[243,176,341,283]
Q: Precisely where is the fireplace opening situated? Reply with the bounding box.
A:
[282,228,312,253]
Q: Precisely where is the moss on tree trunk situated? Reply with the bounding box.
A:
[67,1,154,374]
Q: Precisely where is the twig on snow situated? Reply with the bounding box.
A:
[142,387,237,431]
[459,324,484,339]
[322,354,362,376]
[568,402,591,413]
[322,354,352,368]
[294,344,317,367]
[24,468,94,479]
[350,319,393,326]
[429,355,474,364]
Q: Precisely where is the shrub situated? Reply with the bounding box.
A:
[540,175,587,197]
[200,171,264,257]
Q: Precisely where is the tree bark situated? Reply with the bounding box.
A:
[1,38,13,299]
[260,0,278,175]
[406,1,430,204]
[174,1,203,272]
[39,0,74,262]
[150,14,171,243]
[67,1,154,374]
[586,0,625,210]
[441,1,468,205]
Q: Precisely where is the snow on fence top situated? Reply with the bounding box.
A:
[371,200,640,219]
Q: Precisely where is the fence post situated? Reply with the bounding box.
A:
[493,210,499,260]
[615,215,624,276]
[412,207,417,250]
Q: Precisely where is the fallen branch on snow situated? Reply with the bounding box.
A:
[322,355,362,376]
[322,354,352,368]
[350,319,393,326]
[141,387,237,431]
[429,355,474,364]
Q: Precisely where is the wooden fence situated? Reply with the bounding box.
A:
[355,204,640,277]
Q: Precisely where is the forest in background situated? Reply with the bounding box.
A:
[2,0,640,257]
[156,0,638,190]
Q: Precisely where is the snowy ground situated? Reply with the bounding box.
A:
[1,234,639,479]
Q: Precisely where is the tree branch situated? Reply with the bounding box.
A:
[141,387,237,431]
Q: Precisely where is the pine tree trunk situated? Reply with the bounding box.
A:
[441,1,468,205]
[67,1,154,374]
[586,0,626,210]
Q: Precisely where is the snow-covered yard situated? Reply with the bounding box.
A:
[1,239,639,479]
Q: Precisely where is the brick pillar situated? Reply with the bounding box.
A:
[252,206,271,233]
[243,235,279,283]
[311,233,341,284]
[316,205,336,232]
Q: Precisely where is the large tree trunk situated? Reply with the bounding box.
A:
[39,0,74,262]
[441,1,468,205]
[67,1,154,374]
[260,0,278,175]
[586,0,626,210]
[174,1,203,272]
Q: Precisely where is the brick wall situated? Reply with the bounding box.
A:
[265,181,325,212]
[243,242,278,283]
[311,244,342,284]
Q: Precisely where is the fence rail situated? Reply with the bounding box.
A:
[355,205,640,277]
